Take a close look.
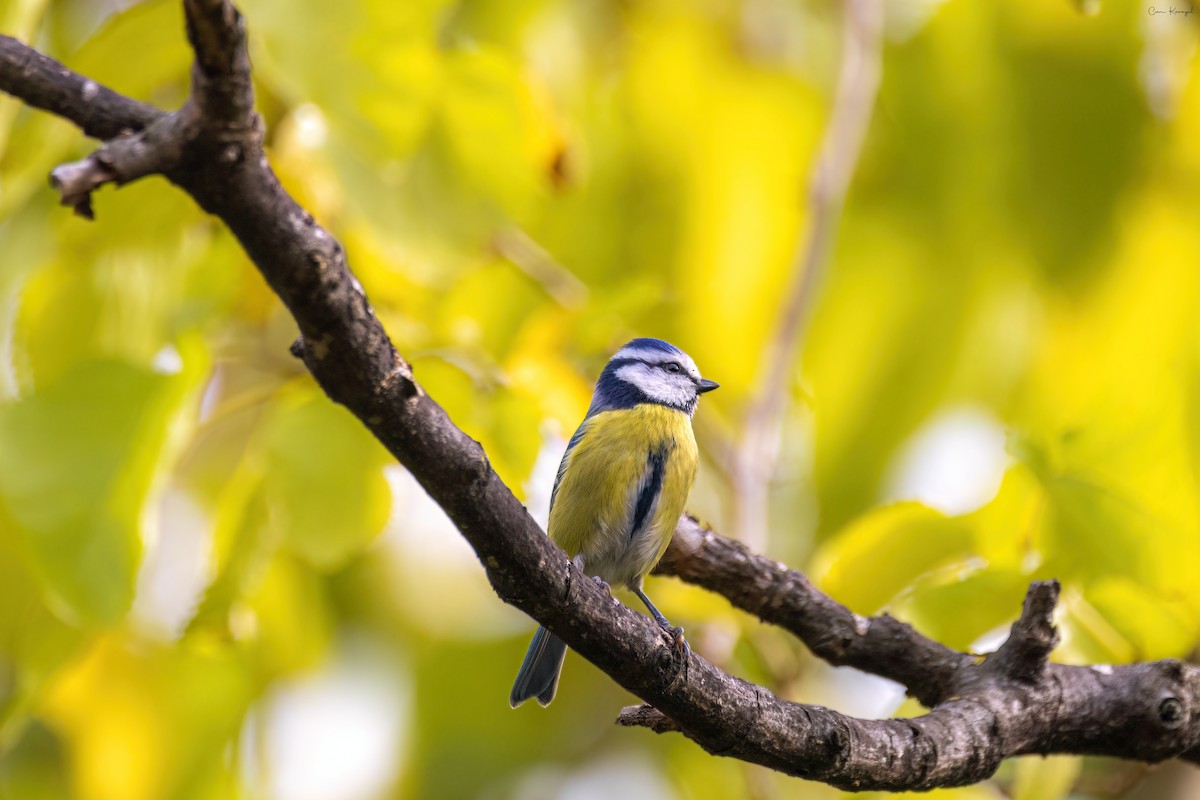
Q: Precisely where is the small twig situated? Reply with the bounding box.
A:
[988,580,1061,683]
[617,704,680,733]
[729,0,883,550]
[490,227,588,308]
[48,157,111,219]
[47,113,197,217]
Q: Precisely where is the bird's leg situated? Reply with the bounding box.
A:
[632,585,689,656]
[591,575,612,595]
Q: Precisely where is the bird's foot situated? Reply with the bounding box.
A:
[591,575,612,596]
[659,621,689,657]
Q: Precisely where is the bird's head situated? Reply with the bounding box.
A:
[590,338,719,416]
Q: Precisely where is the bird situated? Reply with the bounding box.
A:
[509,338,719,708]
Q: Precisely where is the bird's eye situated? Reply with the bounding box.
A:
[664,362,682,374]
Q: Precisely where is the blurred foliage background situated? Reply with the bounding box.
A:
[1,0,1199,798]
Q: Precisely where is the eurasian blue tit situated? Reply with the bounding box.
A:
[510,338,719,708]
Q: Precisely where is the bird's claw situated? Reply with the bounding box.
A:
[660,622,689,657]
[591,575,612,595]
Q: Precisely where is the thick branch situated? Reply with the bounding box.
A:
[0,7,1198,791]
[656,516,971,708]
[655,519,1200,774]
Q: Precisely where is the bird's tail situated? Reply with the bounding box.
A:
[509,625,567,708]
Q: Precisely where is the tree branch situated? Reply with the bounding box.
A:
[49,110,198,218]
[656,516,971,708]
[1,6,1198,791]
[988,579,1060,684]
[0,35,163,138]
[655,520,1200,777]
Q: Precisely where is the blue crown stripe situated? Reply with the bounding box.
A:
[615,338,683,357]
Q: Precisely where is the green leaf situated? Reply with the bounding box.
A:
[811,503,974,614]
[263,391,392,570]
[1003,29,1146,288]
[0,522,84,748]
[1011,755,1081,800]
[804,245,979,535]
[411,355,542,497]
[1037,475,1157,585]
[853,783,1006,800]
[244,554,333,677]
[0,212,54,399]
[1086,578,1198,661]
[69,0,191,105]
[40,636,253,800]
[0,359,182,625]
[14,185,213,391]
[898,567,1032,652]
[0,721,72,800]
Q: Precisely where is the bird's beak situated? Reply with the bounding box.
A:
[697,378,719,394]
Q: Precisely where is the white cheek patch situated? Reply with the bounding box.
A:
[615,363,693,409]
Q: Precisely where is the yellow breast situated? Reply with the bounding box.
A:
[548,404,698,586]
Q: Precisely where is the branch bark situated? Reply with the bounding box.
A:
[1,7,1198,791]
[656,516,970,709]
